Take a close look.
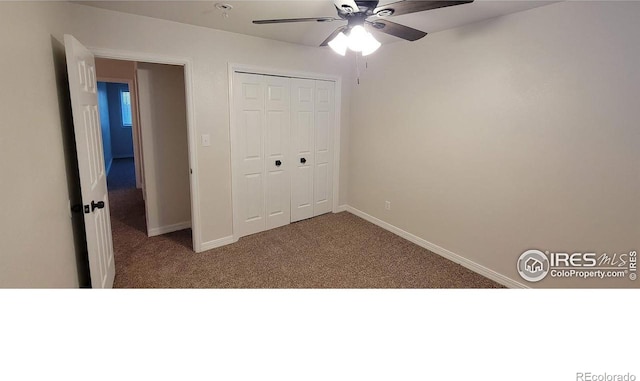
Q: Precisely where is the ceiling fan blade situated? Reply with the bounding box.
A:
[374,0,473,17]
[367,20,427,41]
[253,17,338,25]
[320,25,348,47]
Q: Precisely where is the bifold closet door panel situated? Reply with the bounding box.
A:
[313,80,334,216]
[233,73,266,237]
[264,76,292,230]
[233,72,335,237]
[290,78,316,223]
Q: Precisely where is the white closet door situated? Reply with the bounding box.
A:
[313,80,334,216]
[290,78,316,222]
[233,73,266,237]
[264,76,291,230]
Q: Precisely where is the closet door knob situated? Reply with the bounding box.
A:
[300,158,306,164]
[275,160,282,167]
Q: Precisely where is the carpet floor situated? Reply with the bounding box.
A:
[109,188,503,288]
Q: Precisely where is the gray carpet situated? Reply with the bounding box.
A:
[109,188,503,288]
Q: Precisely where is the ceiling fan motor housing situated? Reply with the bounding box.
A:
[347,13,368,28]
[344,1,378,16]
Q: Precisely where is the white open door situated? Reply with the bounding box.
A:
[65,35,115,288]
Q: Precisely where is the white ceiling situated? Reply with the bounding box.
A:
[73,1,556,47]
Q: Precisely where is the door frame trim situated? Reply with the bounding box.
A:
[90,47,203,252]
[228,63,343,242]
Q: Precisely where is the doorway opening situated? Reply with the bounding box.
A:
[96,58,193,252]
[98,81,137,191]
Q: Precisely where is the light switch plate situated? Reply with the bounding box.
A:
[201,134,211,147]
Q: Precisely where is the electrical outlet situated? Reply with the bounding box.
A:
[385,201,391,210]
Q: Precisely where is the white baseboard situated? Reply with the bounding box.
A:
[199,235,235,252]
[345,206,529,289]
[105,158,113,176]
[148,221,191,237]
[334,204,348,213]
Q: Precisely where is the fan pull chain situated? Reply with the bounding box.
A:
[354,53,369,85]
[355,52,360,85]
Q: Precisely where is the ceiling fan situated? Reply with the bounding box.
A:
[253,0,474,56]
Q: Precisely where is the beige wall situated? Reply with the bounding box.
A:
[137,63,191,235]
[95,57,135,80]
[348,1,640,288]
[0,2,81,287]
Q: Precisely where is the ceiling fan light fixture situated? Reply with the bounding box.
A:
[347,25,367,52]
[329,25,381,56]
[328,31,349,56]
[361,35,381,56]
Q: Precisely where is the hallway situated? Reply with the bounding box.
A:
[107,158,136,190]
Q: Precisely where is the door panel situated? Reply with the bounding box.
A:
[315,163,329,205]
[314,80,334,216]
[297,112,313,154]
[291,78,315,222]
[294,165,313,210]
[64,35,115,288]
[243,173,263,221]
[233,73,266,237]
[264,76,291,230]
[315,110,329,153]
[243,111,262,160]
[266,112,283,156]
